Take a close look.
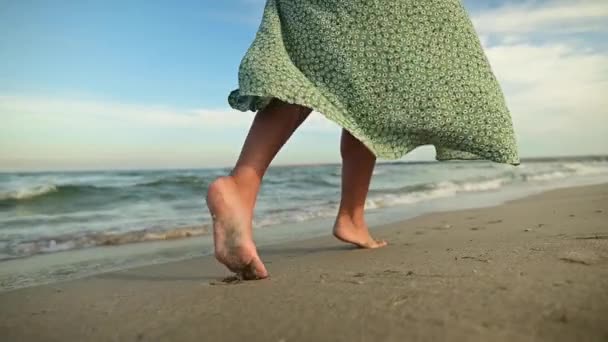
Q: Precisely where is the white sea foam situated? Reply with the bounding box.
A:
[0,184,58,201]
[527,171,569,181]
[365,176,518,210]
[457,178,508,191]
[564,162,608,176]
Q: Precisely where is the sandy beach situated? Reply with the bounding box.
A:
[1,183,607,341]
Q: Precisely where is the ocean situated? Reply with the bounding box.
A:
[1,155,608,291]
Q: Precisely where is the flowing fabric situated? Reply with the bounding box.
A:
[228,0,520,165]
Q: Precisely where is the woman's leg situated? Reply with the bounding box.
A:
[206,99,311,279]
[333,129,387,248]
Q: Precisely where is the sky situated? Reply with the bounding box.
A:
[1,0,607,171]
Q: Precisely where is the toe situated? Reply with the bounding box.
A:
[240,256,269,280]
[366,239,387,249]
[376,240,388,248]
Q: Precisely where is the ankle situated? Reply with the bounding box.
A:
[225,173,259,211]
[335,212,365,228]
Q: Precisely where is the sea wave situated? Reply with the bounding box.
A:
[0,175,210,204]
[0,184,59,201]
[136,175,209,188]
[525,171,568,182]
[2,158,608,260]
[365,178,508,209]
[0,184,111,204]
[363,162,608,210]
[257,177,512,221]
[521,163,608,182]
[3,161,607,205]
[1,225,211,261]
[563,162,608,176]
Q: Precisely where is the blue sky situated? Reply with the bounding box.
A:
[1,0,607,171]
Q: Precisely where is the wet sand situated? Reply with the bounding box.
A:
[1,184,607,342]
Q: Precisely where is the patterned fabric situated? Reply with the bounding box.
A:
[228,0,520,165]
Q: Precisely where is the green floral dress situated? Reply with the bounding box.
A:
[228,0,520,165]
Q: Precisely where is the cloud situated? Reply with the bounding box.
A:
[0,95,341,170]
[472,0,608,36]
[0,95,338,132]
[486,43,608,151]
[469,1,608,156]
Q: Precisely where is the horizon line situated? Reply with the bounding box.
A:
[1,154,607,174]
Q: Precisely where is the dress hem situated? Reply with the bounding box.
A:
[228,90,521,166]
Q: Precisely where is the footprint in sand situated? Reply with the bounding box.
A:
[559,251,599,265]
[373,270,415,279]
[383,269,400,274]
[487,219,503,224]
[432,224,452,231]
[209,276,244,285]
[574,234,608,240]
[391,295,409,306]
[461,256,491,263]
[347,280,365,285]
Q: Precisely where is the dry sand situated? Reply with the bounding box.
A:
[1,184,607,342]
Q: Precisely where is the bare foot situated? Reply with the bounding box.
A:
[333,217,388,249]
[206,176,268,280]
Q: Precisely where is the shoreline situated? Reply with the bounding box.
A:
[2,175,607,293]
[1,183,607,341]
[2,176,608,293]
